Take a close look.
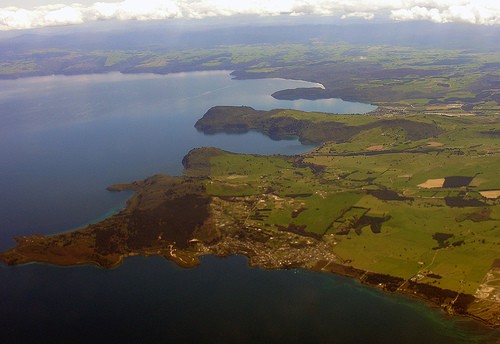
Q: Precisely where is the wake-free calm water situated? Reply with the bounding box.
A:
[0,71,496,343]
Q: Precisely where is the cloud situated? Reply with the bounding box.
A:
[0,0,499,31]
[390,1,500,25]
[341,12,376,20]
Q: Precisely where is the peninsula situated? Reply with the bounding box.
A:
[1,105,499,327]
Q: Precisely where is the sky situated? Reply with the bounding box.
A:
[0,0,499,31]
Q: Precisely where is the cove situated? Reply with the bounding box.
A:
[0,71,373,247]
[0,71,496,343]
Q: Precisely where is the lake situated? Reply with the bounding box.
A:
[0,71,496,343]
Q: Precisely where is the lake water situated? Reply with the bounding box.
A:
[0,71,496,343]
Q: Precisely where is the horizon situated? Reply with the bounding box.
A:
[1,0,499,31]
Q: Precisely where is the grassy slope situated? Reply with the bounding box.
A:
[199,111,499,294]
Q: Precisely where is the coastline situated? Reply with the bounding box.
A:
[0,72,498,331]
[0,69,350,105]
[1,158,498,328]
[3,238,496,329]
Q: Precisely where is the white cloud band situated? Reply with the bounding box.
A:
[390,1,500,25]
[0,0,499,31]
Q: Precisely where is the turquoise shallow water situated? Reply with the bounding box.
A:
[0,71,497,343]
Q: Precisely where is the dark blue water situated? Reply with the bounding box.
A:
[0,72,496,343]
[1,256,495,344]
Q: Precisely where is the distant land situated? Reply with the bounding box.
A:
[0,22,499,328]
[0,23,499,113]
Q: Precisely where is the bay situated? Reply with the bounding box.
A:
[0,71,495,343]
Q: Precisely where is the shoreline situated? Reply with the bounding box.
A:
[0,72,499,328]
[0,69,363,105]
[4,246,497,330]
[2,206,498,330]
[1,130,498,328]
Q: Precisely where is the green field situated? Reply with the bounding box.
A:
[1,37,499,326]
[2,94,498,326]
[192,109,499,294]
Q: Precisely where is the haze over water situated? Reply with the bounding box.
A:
[0,71,495,342]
